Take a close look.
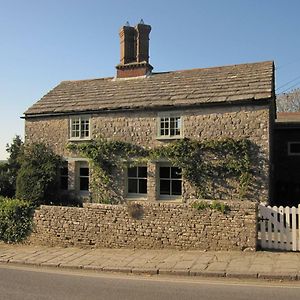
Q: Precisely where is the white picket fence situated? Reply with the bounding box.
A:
[258,204,300,251]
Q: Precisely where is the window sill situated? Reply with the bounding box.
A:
[156,136,183,141]
[158,198,182,203]
[125,197,147,201]
[126,194,147,201]
[68,138,91,142]
[158,196,182,202]
[78,190,89,195]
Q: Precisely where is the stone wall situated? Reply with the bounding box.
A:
[25,103,271,202]
[28,201,257,251]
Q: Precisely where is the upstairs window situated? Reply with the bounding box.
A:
[127,166,147,196]
[70,116,90,140]
[158,116,182,139]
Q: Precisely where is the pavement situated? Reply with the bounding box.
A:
[1,243,300,281]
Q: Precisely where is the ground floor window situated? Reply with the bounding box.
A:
[127,166,147,195]
[79,166,89,191]
[288,142,300,155]
[159,166,182,196]
[60,163,68,190]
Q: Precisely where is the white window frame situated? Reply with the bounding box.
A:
[126,165,147,198]
[69,115,91,141]
[158,163,182,200]
[288,142,300,156]
[157,113,183,139]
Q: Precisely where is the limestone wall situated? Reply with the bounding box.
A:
[25,103,271,201]
[28,201,257,251]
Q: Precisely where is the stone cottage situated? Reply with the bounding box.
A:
[24,22,275,203]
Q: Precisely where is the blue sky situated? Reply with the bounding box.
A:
[1,0,300,159]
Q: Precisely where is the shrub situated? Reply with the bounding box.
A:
[192,200,230,214]
[127,202,144,220]
[0,136,23,198]
[0,163,14,197]
[210,200,230,214]
[191,200,210,211]
[44,194,83,207]
[0,197,33,243]
[16,143,62,206]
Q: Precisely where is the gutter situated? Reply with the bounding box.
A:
[22,98,272,119]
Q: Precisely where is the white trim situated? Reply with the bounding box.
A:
[288,142,300,156]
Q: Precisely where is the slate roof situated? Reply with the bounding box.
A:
[25,61,274,117]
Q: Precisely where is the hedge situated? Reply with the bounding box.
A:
[0,197,33,243]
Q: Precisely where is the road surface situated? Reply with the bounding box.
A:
[1,265,300,300]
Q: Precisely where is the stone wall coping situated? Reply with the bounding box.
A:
[39,200,257,211]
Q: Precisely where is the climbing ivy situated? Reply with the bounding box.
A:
[68,140,148,203]
[150,138,252,199]
[68,137,251,203]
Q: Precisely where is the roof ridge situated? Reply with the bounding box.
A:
[152,60,274,76]
[61,76,114,83]
[60,61,274,83]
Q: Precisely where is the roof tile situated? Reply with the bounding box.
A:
[25,61,274,116]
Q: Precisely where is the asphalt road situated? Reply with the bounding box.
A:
[1,265,300,300]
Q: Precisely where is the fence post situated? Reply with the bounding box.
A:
[292,206,297,251]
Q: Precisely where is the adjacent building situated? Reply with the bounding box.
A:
[273,112,300,206]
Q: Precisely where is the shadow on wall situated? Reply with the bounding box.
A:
[247,143,268,202]
[190,142,267,202]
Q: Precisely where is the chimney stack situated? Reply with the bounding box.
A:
[136,23,151,63]
[119,25,136,65]
[116,21,153,78]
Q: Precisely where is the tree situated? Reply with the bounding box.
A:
[0,163,13,197]
[16,143,62,206]
[6,135,23,191]
[277,88,300,112]
[0,136,23,197]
